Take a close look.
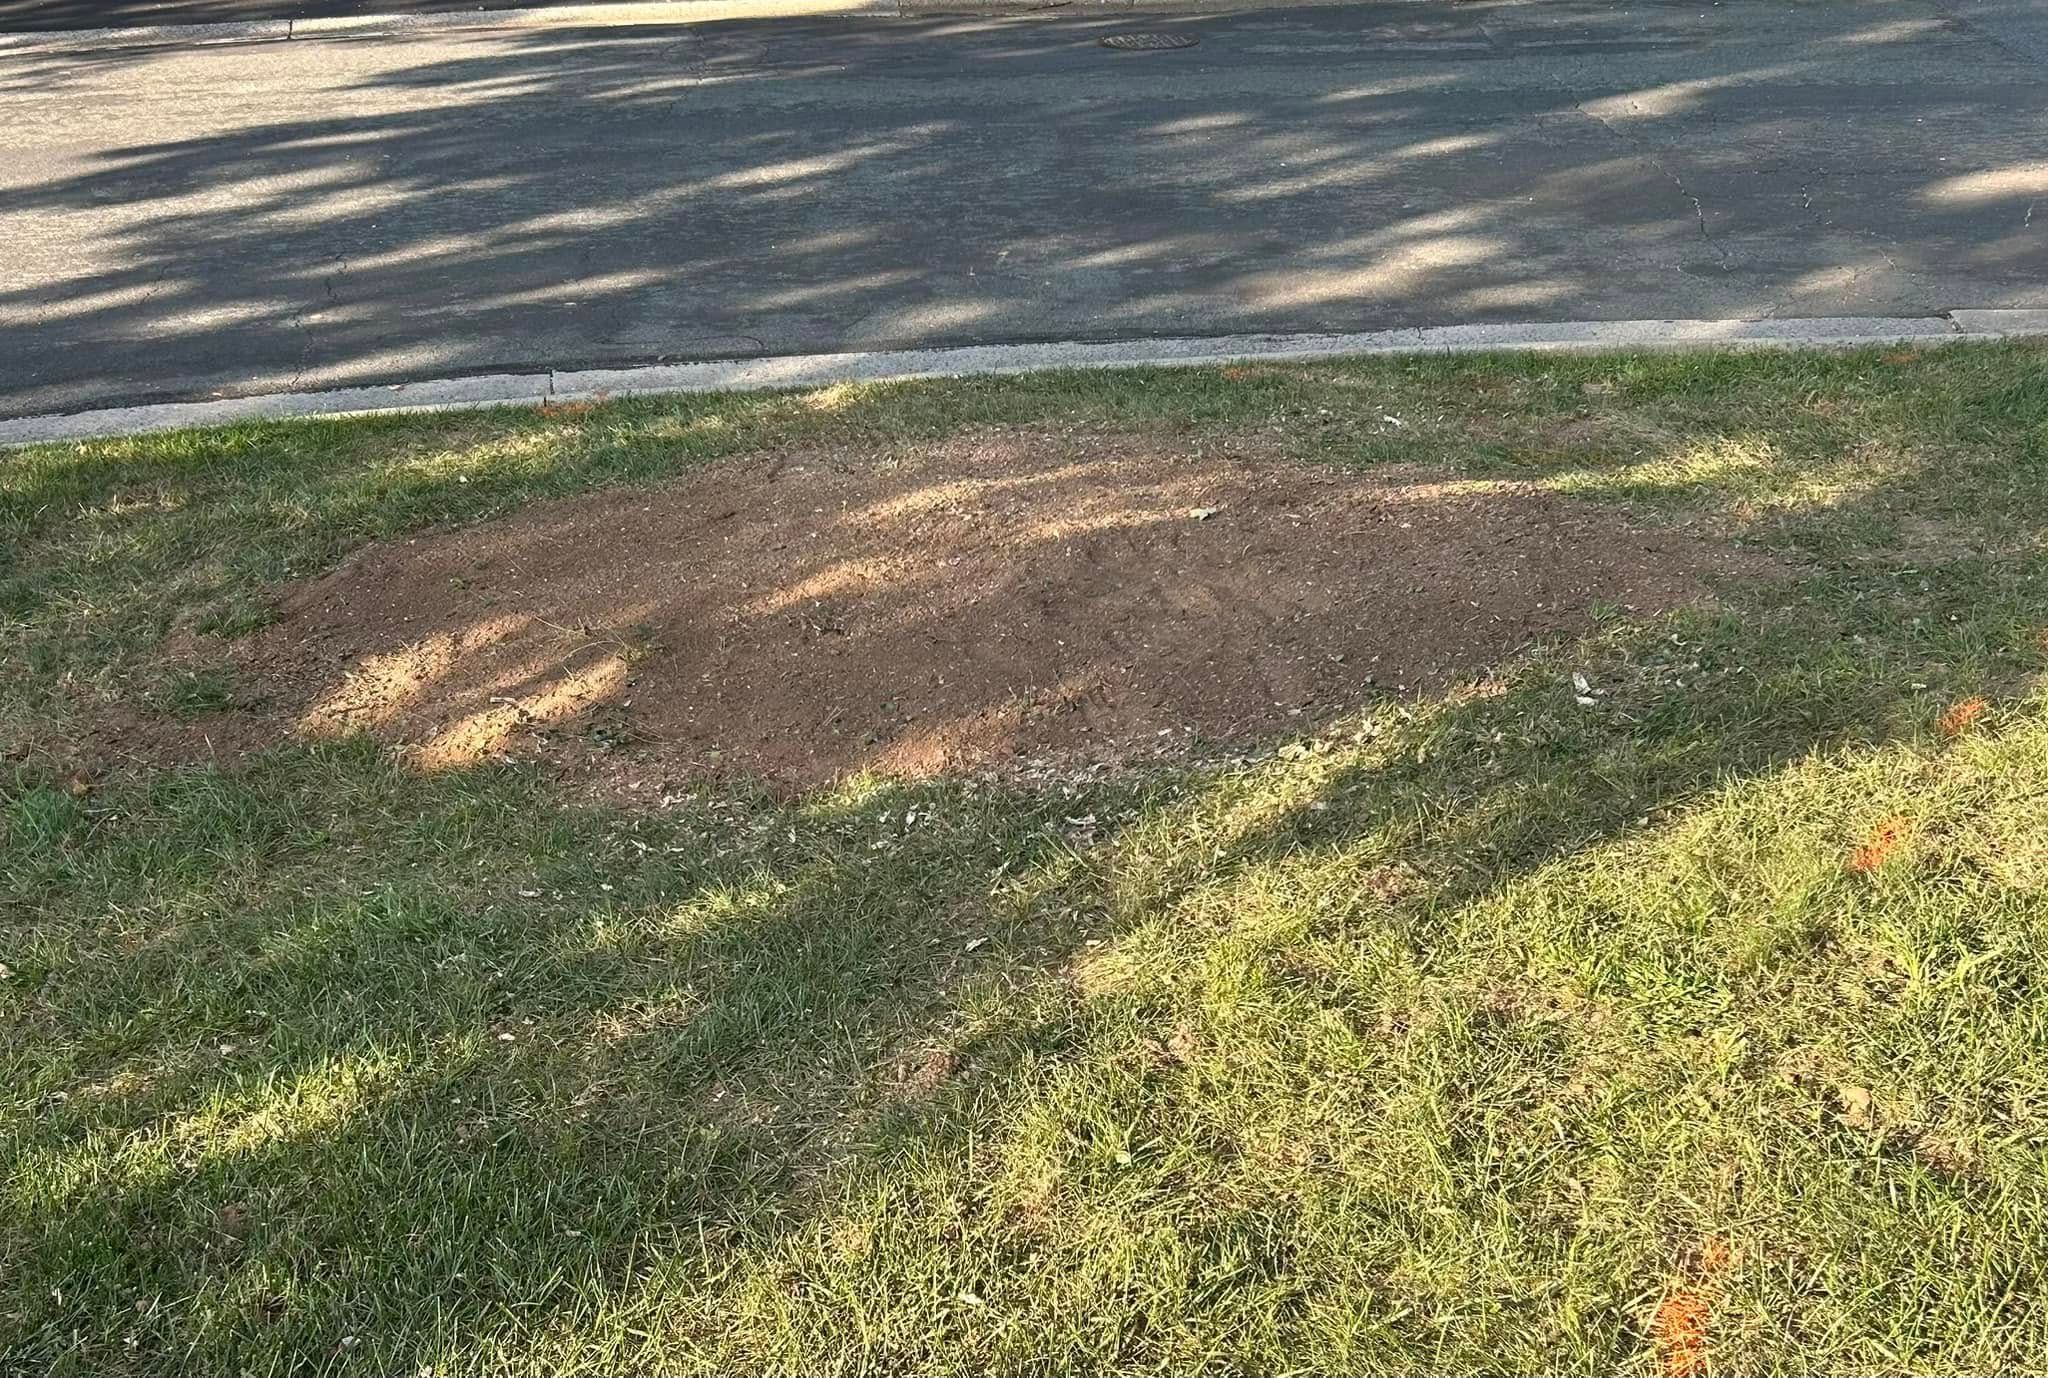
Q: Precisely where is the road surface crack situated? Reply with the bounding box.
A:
[282,253,348,394]
[1575,99,1732,270]
[1791,180,1907,287]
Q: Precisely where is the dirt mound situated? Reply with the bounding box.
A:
[214,431,1750,789]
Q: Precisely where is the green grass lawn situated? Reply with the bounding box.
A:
[5,344,2048,1374]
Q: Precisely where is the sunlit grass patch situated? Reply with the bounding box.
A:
[4,342,2048,1372]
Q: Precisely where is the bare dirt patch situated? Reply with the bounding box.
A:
[186,430,1756,790]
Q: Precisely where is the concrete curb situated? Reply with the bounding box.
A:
[1,374,554,445]
[0,0,894,54]
[6,314,2043,447]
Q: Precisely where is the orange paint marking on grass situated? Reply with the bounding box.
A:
[1652,1289,1713,1377]
[1652,1237,1737,1376]
[1848,815,1912,874]
[1938,696,1988,738]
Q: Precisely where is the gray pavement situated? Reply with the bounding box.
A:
[0,0,562,35]
[2,0,2045,419]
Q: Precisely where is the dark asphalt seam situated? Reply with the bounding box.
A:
[1933,0,2048,65]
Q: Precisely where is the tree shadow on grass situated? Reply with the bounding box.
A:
[5,349,2048,1371]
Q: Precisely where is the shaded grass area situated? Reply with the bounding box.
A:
[4,343,2048,1373]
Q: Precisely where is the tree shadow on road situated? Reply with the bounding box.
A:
[3,0,2044,417]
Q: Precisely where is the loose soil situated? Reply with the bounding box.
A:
[188,430,1758,790]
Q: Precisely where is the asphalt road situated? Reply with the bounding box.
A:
[0,0,559,33]
[2,0,2045,418]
